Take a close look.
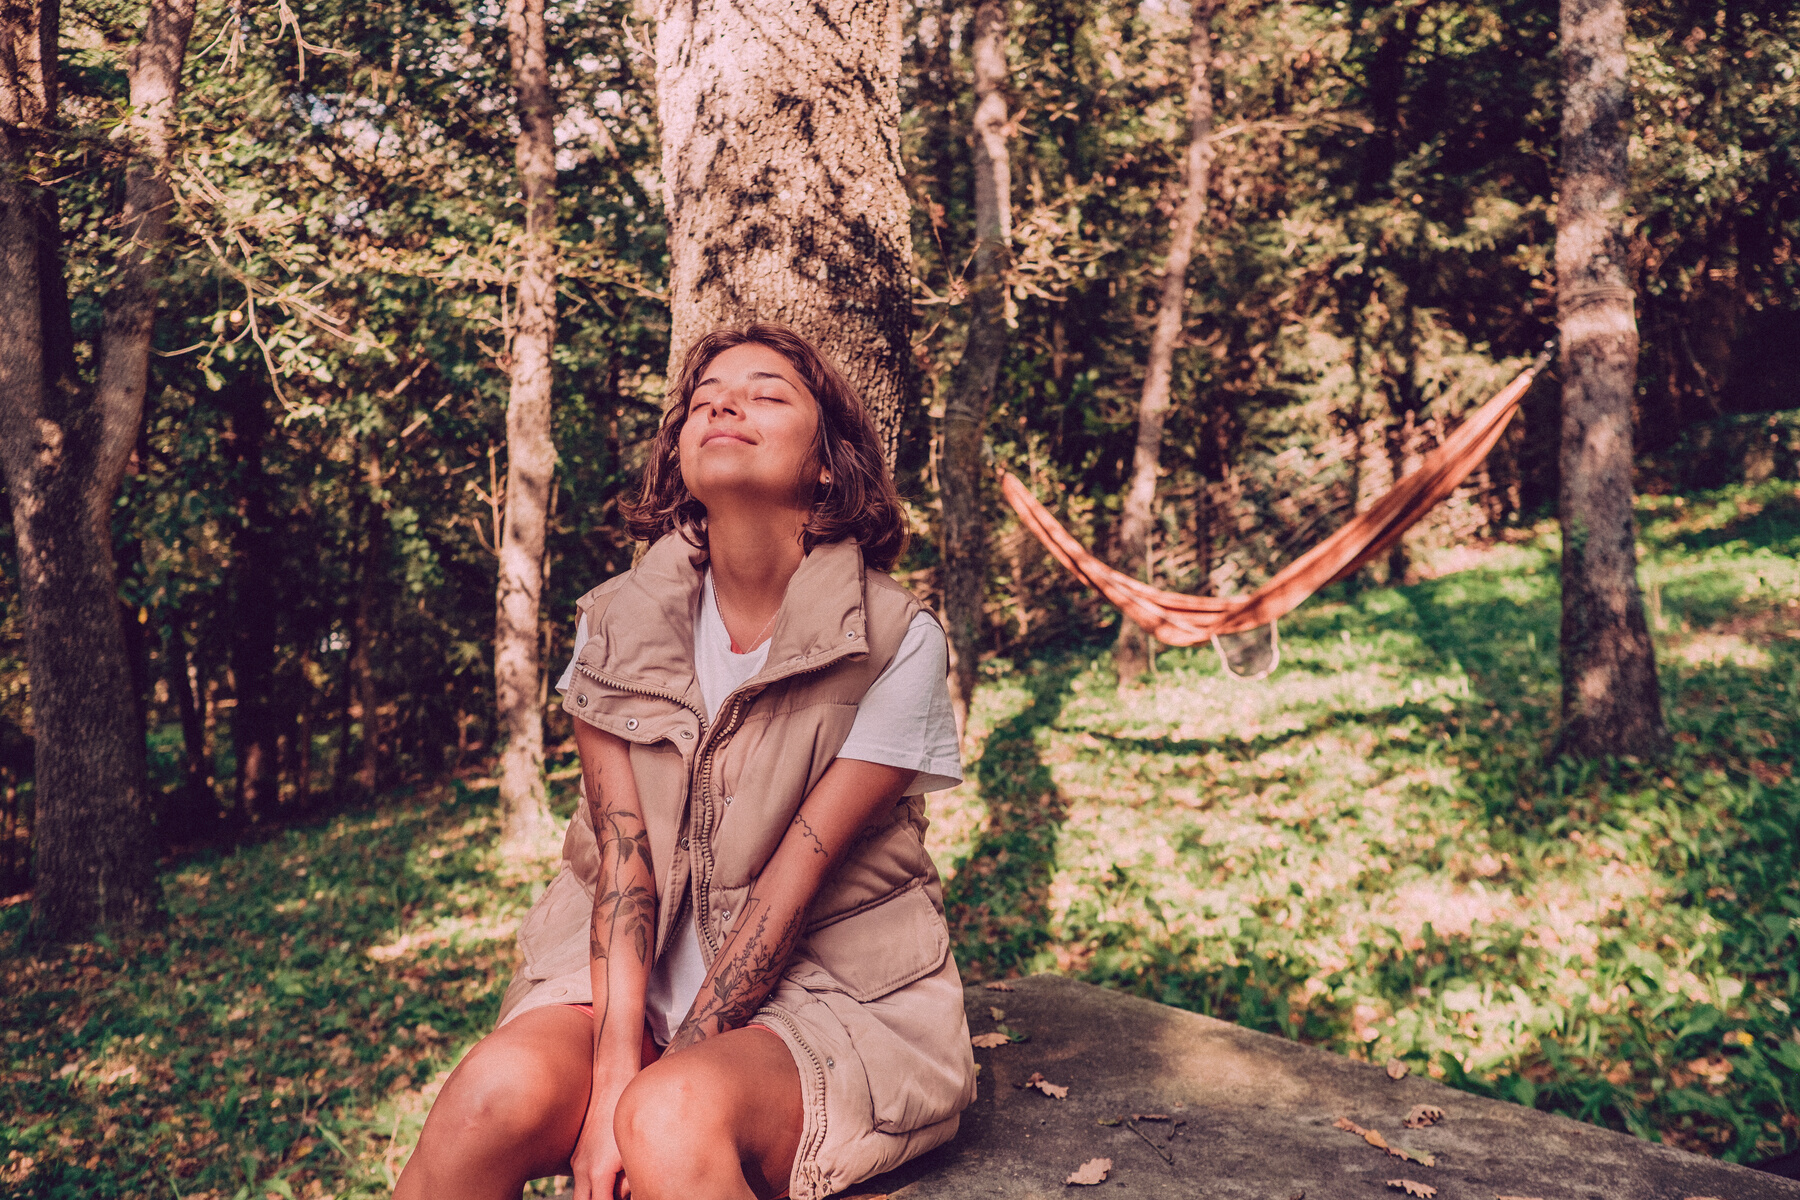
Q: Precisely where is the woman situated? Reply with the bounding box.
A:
[396,323,976,1200]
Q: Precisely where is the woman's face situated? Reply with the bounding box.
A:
[678,342,823,518]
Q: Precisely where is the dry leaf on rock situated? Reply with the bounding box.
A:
[983,980,1016,991]
[1385,1181,1436,1198]
[1403,1104,1445,1129]
[1386,1058,1409,1080]
[1132,1113,1171,1121]
[971,1032,1010,1048]
[1017,1071,1070,1099]
[1334,1117,1435,1166]
[989,1007,1008,1021]
[1065,1158,1112,1186]
[1097,1117,1123,1127]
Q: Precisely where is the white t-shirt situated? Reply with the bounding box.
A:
[555,570,962,1043]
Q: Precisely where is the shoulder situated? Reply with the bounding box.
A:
[573,570,634,627]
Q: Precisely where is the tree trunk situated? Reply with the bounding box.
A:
[1113,0,1218,682]
[494,0,559,858]
[226,376,280,825]
[0,0,194,941]
[163,615,213,841]
[655,0,915,464]
[1554,0,1666,759]
[938,0,1012,732]
[354,444,383,797]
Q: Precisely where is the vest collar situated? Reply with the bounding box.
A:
[595,532,870,707]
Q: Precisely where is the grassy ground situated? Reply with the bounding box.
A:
[2,481,1797,1196]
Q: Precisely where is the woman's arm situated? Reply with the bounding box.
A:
[571,719,657,1198]
[664,759,916,1054]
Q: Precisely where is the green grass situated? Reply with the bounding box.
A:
[937,479,1800,1162]
[0,783,559,1200]
[2,482,1797,1196]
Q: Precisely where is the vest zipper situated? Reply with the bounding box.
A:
[690,641,865,961]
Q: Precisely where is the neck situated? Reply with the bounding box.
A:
[705,505,807,645]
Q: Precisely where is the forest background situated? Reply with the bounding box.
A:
[1,0,1799,1194]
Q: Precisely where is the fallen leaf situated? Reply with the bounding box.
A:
[1065,1158,1112,1186]
[971,1032,1010,1048]
[1386,1181,1435,1198]
[1016,1071,1069,1099]
[983,980,1016,991]
[1097,1117,1123,1127]
[1132,1113,1171,1121]
[1334,1117,1434,1166]
[989,1006,1008,1021]
[1495,1195,1545,1200]
[1403,1104,1445,1129]
[1386,1058,1409,1080]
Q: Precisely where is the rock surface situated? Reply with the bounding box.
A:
[836,974,1797,1200]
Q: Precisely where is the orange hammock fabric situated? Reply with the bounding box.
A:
[1000,347,1554,647]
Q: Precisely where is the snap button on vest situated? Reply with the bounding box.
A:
[680,729,693,739]
[625,717,639,730]
[575,693,588,707]
[679,836,689,850]
[846,630,857,638]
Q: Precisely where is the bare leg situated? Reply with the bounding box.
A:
[395,1006,652,1200]
[614,1027,804,1200]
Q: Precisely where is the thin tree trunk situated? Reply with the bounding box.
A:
[495,0,558,858]
[163,616,211,840]
[1554,0,1666,758]
[1113,0,1218,682]
[226,376,280,825]
[0,0,194,941]
[655,0,915,464]
[939,0,1012,733]
[354,445,383,796]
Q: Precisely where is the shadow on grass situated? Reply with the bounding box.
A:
[943,658,1082,978]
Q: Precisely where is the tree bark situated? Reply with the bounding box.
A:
[938,0,1012,732]
[0,0,193,941]
[226,376,280,825]
[1113,0,1218,682]
[655,0,915,464]
[495,0,559,858]
[1554,0,1666,758]
[162,614,213,841]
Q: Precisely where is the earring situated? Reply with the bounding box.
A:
[821,473,832,486]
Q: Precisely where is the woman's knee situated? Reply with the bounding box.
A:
[614,1062,735,1177]
[428,1026,587,1149]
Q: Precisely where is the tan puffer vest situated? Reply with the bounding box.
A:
[495,534,975,1197]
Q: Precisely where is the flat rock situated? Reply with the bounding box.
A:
[838,974,1797,1200]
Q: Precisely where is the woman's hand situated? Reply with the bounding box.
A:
[570,1075,632,1200]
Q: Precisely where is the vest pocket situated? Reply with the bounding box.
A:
[517,865,592,982]
[799,882,947,1001]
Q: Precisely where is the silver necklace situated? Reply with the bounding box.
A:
[711,575,776,651]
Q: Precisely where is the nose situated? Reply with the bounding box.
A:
[695,387,744,419]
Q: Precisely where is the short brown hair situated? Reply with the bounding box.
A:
[623,323,907,571]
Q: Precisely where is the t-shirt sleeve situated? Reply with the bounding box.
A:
[553,613,589,693]
[836,612,963,795]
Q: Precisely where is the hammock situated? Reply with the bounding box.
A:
[1000,345,1555,654]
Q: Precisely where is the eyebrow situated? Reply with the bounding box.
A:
[693,370,796,389]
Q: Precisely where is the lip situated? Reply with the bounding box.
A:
[700,429,756,447]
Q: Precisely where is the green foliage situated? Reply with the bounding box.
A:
[939,484,1800,1162]
[0,784,545,1199]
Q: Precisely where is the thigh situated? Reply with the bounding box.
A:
[623,1027,803,1199]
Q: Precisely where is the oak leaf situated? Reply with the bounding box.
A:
[983,980,1016,992]
[1385,1181,1435,1198]
[1386,1058,1409,1080]
[990,1007,1008,1021]
[1018,1071,1068,1099]
[1065,1158,1111,1186]
[1402,1104,1445,1128]
[971,1032,1010,1048]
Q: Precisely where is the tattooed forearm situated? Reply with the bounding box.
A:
[791,812,829,858]
[589,803,657,963]
[665,898,806,1055]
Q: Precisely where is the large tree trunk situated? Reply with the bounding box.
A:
[227,376,281,825]
[655,0,914,463]
[1554,0,1666,758]
[938,0,1012,733]
[494,0,559,858]
[0,0,193,941]
[1113,0,1218,682]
